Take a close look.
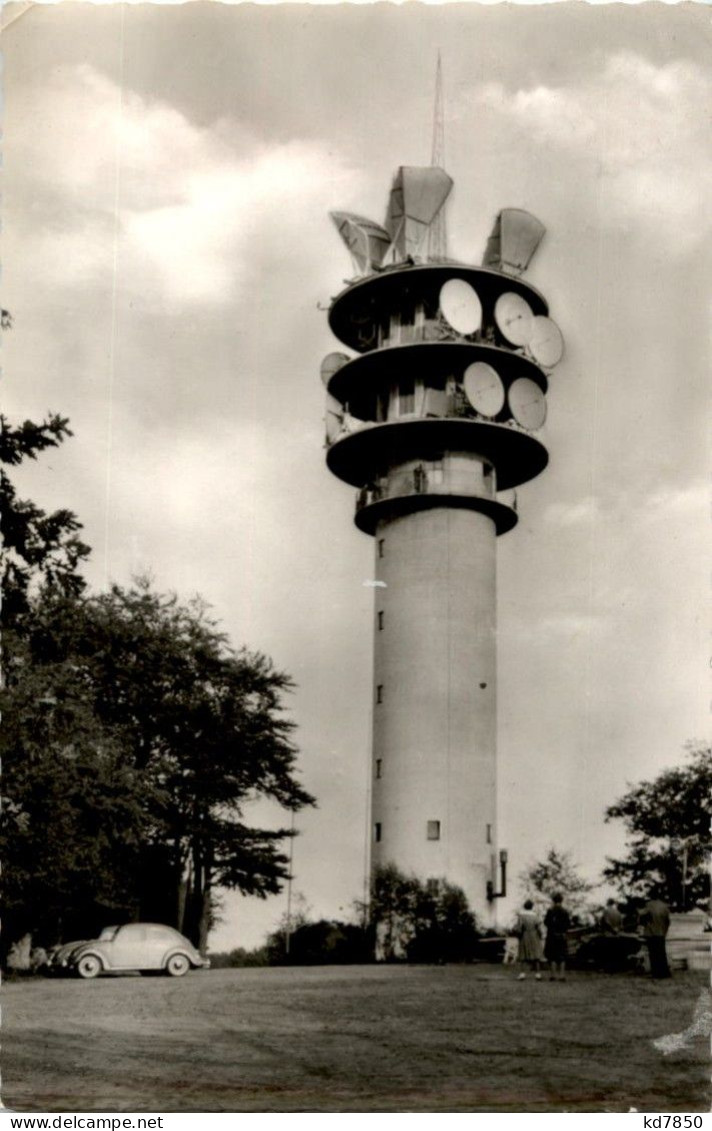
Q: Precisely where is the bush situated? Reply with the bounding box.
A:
[207,946,269,968]
[266,919,371,966]
[370,866,479,963]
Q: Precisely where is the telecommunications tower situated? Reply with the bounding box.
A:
[322,87,564,921]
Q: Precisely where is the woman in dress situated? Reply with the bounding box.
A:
[515,899,544,980]
[544,892,571,981]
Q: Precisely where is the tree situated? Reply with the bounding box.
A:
[368,865,478,962]
[13,579,316,952]
[603,742,712,910]
[1,412,90,628]
[519,848,596,922]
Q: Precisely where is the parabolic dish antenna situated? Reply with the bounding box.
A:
[320,352,351,388]
[325,393,344,444]
[508,378,547,431]
[463,362,505,418]
[527,315,564,368]
[494,292,534,347]
[439,279,482,336]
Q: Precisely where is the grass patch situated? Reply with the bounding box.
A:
[2,965,708,1112]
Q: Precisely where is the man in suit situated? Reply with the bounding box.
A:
[640,895,672,979]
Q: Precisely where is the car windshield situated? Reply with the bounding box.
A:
[98,926,119,941]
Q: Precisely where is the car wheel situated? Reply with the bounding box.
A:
[76,955,102,980]
[165,953,190,978]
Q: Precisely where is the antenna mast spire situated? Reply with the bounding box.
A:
[427,52,447,261]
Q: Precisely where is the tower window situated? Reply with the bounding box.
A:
[399,376,415,415]
[400,305,415,344]
[376,684,383,704]
[486,823,492,845]
[374,822,382,843]
[375,759,382,779]
[430,459,444,486]
[377,610,384,630]
[378,539,385,559]
[427,820,441,841]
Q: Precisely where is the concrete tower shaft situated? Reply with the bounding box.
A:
[371,506,497,913]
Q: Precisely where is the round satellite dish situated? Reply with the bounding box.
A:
[320,352,351,388]
[528,315,564,368]
[325,394,344,444]
[508,378,547,431]
[463,362,505,418]
[494,292,534,347]
[439,279,482,336]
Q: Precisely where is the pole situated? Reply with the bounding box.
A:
[284,809,295,957]
[427,52,447,261]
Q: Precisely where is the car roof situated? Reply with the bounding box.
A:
[116,922,184,933]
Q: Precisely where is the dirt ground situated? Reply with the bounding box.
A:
[2,965,709,1113]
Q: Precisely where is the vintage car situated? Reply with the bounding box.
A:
[60,923,209,979]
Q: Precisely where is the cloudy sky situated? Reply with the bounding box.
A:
[4,1,710,949]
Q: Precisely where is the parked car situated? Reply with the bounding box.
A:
[58,923,209,979]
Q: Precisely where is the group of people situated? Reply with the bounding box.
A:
[513,894,571,981]
[598,895,672,979]
[511,892,672,980]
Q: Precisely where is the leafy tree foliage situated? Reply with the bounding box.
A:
[1,412,90,627]
[369,864,478,962]
[0,618,149,952]
[519,848,596,922]
[603,742,712,910]
[87,580,315,950]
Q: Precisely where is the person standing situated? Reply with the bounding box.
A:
[640,895,671,979]
[544,892,571,981]
[600,898,623,934]
[515,899,544,980]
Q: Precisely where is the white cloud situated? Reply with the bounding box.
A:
[7,64,362,307]
[637,481,710,525]
[543,495,601,527]
[474,51,712,250]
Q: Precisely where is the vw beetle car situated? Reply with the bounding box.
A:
[66,923,209,978]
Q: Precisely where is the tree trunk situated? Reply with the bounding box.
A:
[180,839,202,947]
[176,843,190,933]
[198,883,211,957]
